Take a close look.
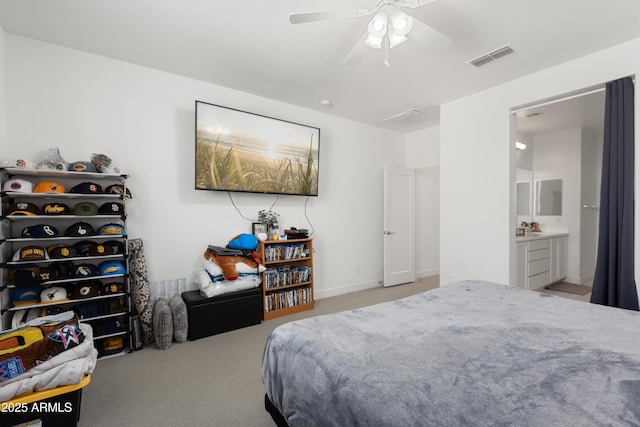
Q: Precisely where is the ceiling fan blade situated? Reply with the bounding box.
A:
[343,31,370,65]
[408,18,451,51]
[400,0,438,8]
[290,8,373,24]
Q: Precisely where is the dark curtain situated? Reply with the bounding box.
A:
[590,77,639,311]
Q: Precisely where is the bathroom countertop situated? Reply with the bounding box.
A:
[515,231,569,242]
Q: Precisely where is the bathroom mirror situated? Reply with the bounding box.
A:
[515,168,533,217]
[535,179,563,215]
[516,182,531,216]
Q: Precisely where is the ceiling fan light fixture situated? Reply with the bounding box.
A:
[388,29,408,48]
[365,33,384,49]
[365,12,388,48]
[390,11,414,36]
[369,11,388,34]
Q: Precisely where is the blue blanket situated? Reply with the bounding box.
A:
[261,280,640,426]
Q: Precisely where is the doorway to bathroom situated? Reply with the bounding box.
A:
[512,85,605,287]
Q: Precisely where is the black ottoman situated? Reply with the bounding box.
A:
[181,287,262,340]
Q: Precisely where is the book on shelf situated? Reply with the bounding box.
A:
[264,265,311,289]
[263,243,308,262]
[264,286,313,312]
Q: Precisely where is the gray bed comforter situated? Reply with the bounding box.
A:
[261,280,640,427]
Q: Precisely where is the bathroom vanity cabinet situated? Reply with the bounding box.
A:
[516,233,568,290]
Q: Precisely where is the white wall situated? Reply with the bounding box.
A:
[532,128,581,282]
[2,34,407,299]
[406,125,439,169]
[415,166,439,277]
[407,125,440,278]
[0,24,6,148]
[441,37,640,298]
[580,128,600,284]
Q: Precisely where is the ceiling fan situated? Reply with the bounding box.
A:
[289,0,451,66]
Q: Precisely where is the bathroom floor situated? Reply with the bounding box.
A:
[535,282,592,303]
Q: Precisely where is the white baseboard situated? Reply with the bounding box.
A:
[315,270,440,300]
[315,279,381,300]
[417,268,439,279]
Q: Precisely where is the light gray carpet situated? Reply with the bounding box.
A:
[79,277,439,427]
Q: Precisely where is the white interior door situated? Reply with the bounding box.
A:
[384,166,416,287]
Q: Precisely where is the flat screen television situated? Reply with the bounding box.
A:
[195,100,320,196]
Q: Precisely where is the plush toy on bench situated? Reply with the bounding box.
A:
[205,250,262,281]
[190,234,266,298]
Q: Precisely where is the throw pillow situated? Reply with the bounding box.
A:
[169,293,188,343]
[153,298,173,350]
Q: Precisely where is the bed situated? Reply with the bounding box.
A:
[261,280,640,426]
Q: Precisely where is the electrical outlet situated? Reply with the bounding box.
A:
[355,265,361,274]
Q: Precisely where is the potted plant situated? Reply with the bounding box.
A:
[258,209,280,239]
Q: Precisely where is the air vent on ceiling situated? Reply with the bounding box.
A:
[383,109,437,125]
[468,44,515,67]
[525,111,543,118]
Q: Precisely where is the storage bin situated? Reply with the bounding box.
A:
[181,287,261,340]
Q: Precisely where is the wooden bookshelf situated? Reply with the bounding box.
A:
[258,238,314,320]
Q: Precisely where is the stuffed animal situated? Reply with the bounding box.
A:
[203,250,261,281]
[189,243,266,298]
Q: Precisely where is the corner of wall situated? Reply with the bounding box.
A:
[405,124,440,169]
[0,24,6,150]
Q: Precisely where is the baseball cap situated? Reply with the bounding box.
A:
[3,178,33,193]
[96,318,126,335]
[12,269,39,287]
[103,282,124,295]
[12,286,42,306]
[70,182,103,194]
[11,309,30,329]
[73,202,99,216]
[36,160,67,171]
[1,159,36,169]
[73,240,95,256]
[12,246,49,262]
[69,161,97,173]
[7,202,39,216]
[100,336,124,356]
[107,297,126,314]
[105,184,132,198]
[88,242,116,257]
[98,223,125,236]
[104,240,126,255]
[73,263,100,278]
[75,301,102,319]
[41,203,72,215]
[98,202,125,215]
[99,261,125,276]
[55,261,76,279]
[11,308,50,329]
[22,224,59,238]
[33,181,65,193]
[64,222,96,237]
[47,244,78,259]
[40,286,68,304]
[35,266,59,282]
[71,280,102,299]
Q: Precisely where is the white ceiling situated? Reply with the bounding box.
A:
[515,89,606,138]
[0,0,639,133]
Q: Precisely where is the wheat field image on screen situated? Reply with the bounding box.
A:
[196,104,319,196]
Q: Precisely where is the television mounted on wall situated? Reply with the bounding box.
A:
[195,100,320,196]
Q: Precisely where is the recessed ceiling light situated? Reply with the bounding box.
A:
[319,99,333,107]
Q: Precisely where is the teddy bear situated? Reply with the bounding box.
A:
[203,249,262,281]
[190,248,266,298]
